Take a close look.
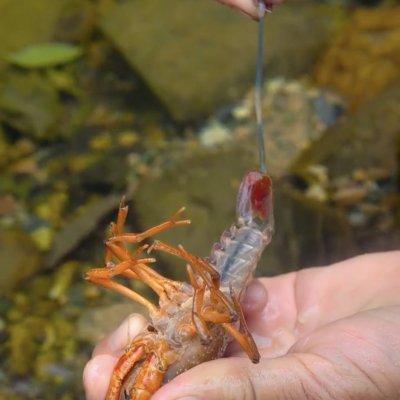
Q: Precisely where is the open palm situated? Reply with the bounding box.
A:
[84,252,400,400]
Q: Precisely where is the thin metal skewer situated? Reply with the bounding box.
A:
[254,2,267,174]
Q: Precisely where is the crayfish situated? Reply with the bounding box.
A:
[85,170,274,399]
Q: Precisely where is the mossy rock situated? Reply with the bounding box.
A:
[315,6,400,110]
[0,0,64,61]
[0,0,91,71]
[0,71,61,139]
[100,1,344,121]
[292,80,400,178]
[0,228,42,295]
[9,316,46,375]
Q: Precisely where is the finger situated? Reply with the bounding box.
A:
[216,0,282,19]
[151,352,348,400]
[153,311,400,400]
[247,251,400,339]
[290,306,400,399]
[241,278,268,316]
[227,279,297,356]
[83,354,118,400]
[217,0,259,19]
[241,271,298,340]
[293,251,400,335]
[93,313,148,357]
[227,273,299,357]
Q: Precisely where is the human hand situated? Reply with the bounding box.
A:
[216,0,283,19]
[84,251,400,399]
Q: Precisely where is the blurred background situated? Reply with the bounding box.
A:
[0,0,399,398]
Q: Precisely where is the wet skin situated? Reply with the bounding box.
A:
[84,251,400,400]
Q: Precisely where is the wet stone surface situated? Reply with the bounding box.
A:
[315,6,400,110]
[100,1,344,121]
[292,80,400,252]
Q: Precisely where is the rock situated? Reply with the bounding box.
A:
[305,183,328,202]
[269,185,355,274]
[333,186,368,206]
[48,261,77,304]
[8,316,45,375]
[100,1,344,120]
[199,120,231,147]
[0,71,61,140]
[0,0,62,69]
[44,194,124,268]
[0,0,90,71]
[230,79,343,178]
[0,228,42,295]
[0,195,16,217]
[315,6,400,110]
[132,140,356,279]
[53,0,94,43]
[292,81,400,254]
[264,4,346,80]
[292,80,400,179]
[0,127,9,167]
[77,302,148,345]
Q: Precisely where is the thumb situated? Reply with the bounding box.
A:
[151,353,338,400]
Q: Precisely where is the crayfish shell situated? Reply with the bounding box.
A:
[163,325,229,383]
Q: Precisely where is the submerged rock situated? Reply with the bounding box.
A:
[100,1,344,121]
[315,6,400,110]
[0,228,42,295]
[292,80,400,253]
[8,316,46,376]
[44,194,123,268]
[292,80,400,178]
[0,0,63,69]
[227,78,343,178]
[199,120,231,147]
[0,72,61,140]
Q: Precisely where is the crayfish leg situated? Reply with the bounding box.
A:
[128,352,166,400]
[109,207,190,245]
[106,345,146,400]
[105,199,129,263]
[150,241,221,293]
[106,336,171,400]
[221,288,260,363]
[85,275,158,315]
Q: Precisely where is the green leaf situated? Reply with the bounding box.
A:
[5,42,83,68]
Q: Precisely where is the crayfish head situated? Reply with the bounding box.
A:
[236,170,273,232]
